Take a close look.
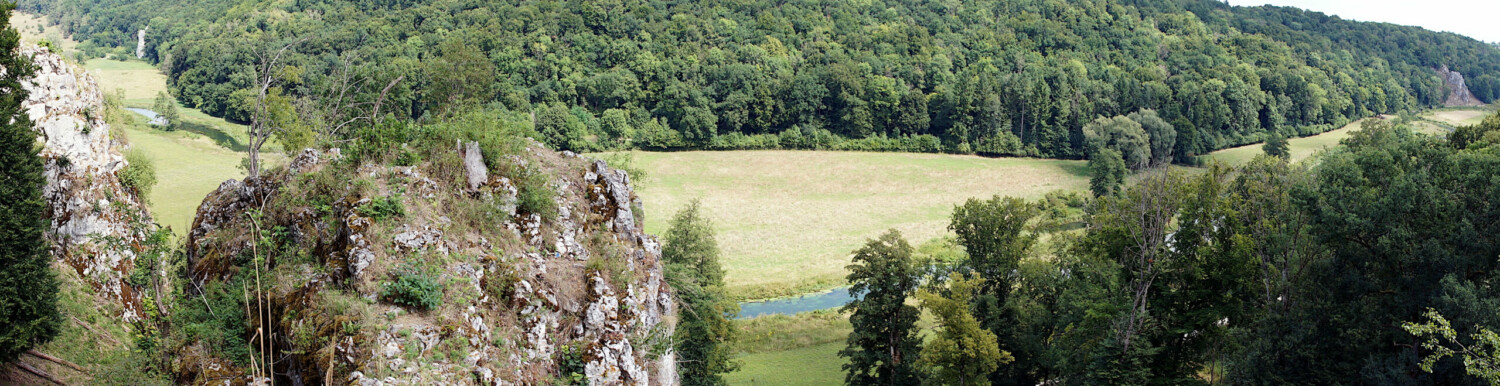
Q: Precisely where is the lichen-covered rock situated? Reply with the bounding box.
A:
[177,140,676,385]
[21,45,155,322]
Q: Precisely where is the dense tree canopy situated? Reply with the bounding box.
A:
[840,229,924,386]
[19,0,1500,157]
[845,113,1500,384]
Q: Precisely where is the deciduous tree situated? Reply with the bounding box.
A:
[840,229,924,385]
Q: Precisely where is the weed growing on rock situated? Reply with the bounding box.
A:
[359,195,406,222]
[380,262,442,311]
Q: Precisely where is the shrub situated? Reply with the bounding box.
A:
[358,195,405,222]
[514,166,556,220]
[119,149,158,197]
[381,264,443,311]
[557,343,588,385]
[394,148,421,167]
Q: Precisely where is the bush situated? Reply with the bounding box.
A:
[358,195,405,222]
[380,264,443,311]
[119,149,158,197]
[514,166,556,220]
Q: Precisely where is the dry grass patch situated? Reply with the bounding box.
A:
[13,13,79,56]
[614,150,1089,300]
[1429,108,1494,126]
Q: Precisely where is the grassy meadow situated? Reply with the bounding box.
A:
[115,113,251,236]
[12,12,79,57]
[85,59,170,102]
[1428,108,1494,126]
[623,150,1089,300]
[726,310,852,385]
[1199,118,1369,166]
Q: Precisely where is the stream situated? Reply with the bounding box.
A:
[736,287,862,319]
[126,107,167,125]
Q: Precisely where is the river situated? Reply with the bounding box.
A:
[126,107,167,125]
[736,287,862,319]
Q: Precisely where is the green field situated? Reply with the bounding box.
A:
[84,59,170,102]
[624,150,1089,300]
[727,342,845,385]
[728,311,853,385]
[1428,108,1495,127]
[1200,118,1369,166]
[118,117,248,236]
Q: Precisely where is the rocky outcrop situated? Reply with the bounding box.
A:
[136,28,148,59]
[1438,65,1486,107]
[20,46,155,322]
[179,142,676,385]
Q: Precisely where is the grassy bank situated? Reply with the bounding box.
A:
[728,310,852,385]
[622,150,1089,300]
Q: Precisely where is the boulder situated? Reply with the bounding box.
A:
[463,141,488,190]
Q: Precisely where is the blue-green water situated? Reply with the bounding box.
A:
[737,287,861,319]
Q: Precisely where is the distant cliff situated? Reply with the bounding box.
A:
[1439,65,1486,107]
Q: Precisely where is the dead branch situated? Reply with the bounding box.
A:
[13,361,65,385]
[70,316,122,347]
[25,351,89,375]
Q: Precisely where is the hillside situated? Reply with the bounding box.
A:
[8,43,679,384]
[17,0,1500,160]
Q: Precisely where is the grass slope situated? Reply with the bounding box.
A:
[2,263,168,385]
[1200,118,1369,166]
[12,13,78,57]
[624,150,1088,300]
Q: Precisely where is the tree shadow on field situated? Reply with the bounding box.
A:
[176,121,246,151]
[1059,162,1091,178]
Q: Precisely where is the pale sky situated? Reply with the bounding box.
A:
[1224,0,1500,43]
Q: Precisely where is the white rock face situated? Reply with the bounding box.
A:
[21,46,155,322]
[1438,65,1485,107]
[136,28,148,59]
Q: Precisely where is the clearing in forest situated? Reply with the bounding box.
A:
[1429,108,1493,127]
[1200,118,1370,166]
[622,150,1089,300]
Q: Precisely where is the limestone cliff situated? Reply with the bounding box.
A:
[21,45,154,323]
[1438,65,1486,107]
[176,143,677,385]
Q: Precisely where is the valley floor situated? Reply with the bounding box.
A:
[622,150,1089,301]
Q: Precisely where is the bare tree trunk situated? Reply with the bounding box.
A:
[248,37,308,179]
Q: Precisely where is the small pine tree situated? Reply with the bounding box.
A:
[0,2,62,363]
[1263,131,1290,159]
[663,200,738,386]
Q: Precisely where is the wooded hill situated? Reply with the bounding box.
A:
[20,0,1500,159]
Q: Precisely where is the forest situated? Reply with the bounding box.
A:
[6,0,1500,384]
[825,113,1500,385]
[17,0,1500,159]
